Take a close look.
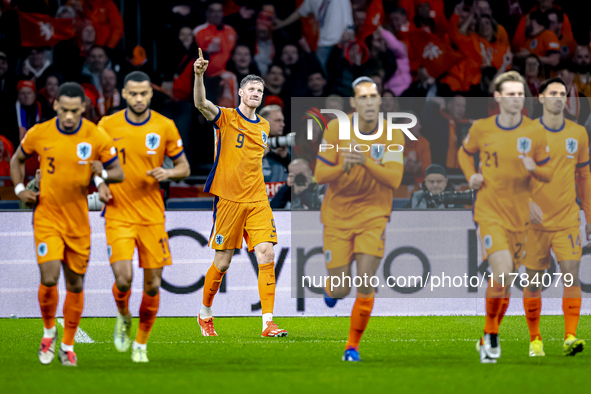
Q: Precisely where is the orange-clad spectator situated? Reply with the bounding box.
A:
[388,7,417,48]
[412,0,447,36]
[476,14,510,72]
[555,60,584,123]
[193,1,237,77]
[403,115,431,185]
[398,0,446,33]
[573,46,591,100]
[513,1,573,54]
[473,0,509,47]
[0,137,11,181]
[68,0,124,49]
[515,10,560,67]
[547,8,576,59]
[441,6,482,93]
[97,68,120,117]
[523,54,544,97]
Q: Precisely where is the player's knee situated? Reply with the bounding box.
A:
[215,260,231,272]
[115,276,132,292]
[331,285,352,299]
[144,285,159,297]
[559,261,580,286]
[259,247,274,264]
[41,277,58,288]
[66,282,83,293]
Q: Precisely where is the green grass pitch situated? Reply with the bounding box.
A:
[1,315,589,394]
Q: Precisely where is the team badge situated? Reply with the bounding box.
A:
[565,138,578,154]
[370,144,385,161]
[483,235,493,250]
[215,234,224,245]
[37,242,48,257]
[146,133,161,150]
[325,250,332,263]
[77,142,92,160]
[262,131,268,147]
[516,137,532,154]
[530,39,538,50]
[107,245,112,258]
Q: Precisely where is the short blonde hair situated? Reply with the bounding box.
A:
[259,104,282,119]
[493,71,525,93]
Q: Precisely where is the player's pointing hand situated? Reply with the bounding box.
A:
[194,48,209,76]
[147,167,170,182]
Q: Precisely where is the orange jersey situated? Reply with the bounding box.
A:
[317,114,405,228]
[204,107,269,202]
[478,38,509,71]
[21,117,116,236]
[530,118,590,230]
[462,115,549,232]
[98,110,184,225]
[521,30,560,58]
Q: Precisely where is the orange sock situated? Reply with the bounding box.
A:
[62,291,84,346]
[345,293,375,349]
[136,292,160,344]
[258,262,276,314]
[563,286,581,339]
[38,284,58,329]
[203,263,225,307]
[497,297,510,325]
[523,289,542,341]
[484,280,505,334]
[112,283,131,316]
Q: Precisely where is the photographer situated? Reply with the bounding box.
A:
[271,159,322,210]
[260,104,290,182]
[406,164,472,209]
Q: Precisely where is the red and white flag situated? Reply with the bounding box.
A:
[18,11,75,47]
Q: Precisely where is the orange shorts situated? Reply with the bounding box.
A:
[525,226,583,270]
[105,219,171,269]
[477,223,526,268]
[323,217,388,269]
[34,225,90,275]
[208,197,276,252]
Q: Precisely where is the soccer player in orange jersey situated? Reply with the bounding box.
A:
[193,48,288,337]
[9,82,124,366]
[522,78,590,357]
[315,77,405,362]
[96,71,190,363]
[458,71,553,363]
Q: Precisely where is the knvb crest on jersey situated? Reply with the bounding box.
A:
[371,144,385,161]
[517,137,532,154]
[215,234,224,245]
[565,138,578,154]
[77,142,92,160]
[146,133,161,150]
[483,235,493,250]
[262,131,268,147]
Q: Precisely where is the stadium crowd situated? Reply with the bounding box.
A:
[1,0,591,209]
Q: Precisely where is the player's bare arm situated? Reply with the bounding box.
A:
[529,201,543,224]
[9,145,39,204]
[458,146,483,190]
[91,157,124,183]
[147,153,190,182]
[193,48,219,121]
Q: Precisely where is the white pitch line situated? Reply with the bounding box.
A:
[56,318,95,343]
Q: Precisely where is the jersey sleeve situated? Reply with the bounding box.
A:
[209,106,231,132]
[316,119,339,167]
[165,121,185,160]
[577,129,590,168]
[382,128,405,165]
[96,127,118,165]
[533,130,550,166]
[543,31,561,55]
[20,125,38,157]
[461,122,480,155]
